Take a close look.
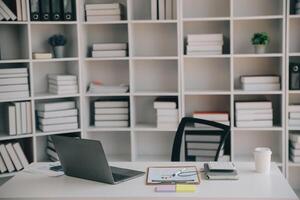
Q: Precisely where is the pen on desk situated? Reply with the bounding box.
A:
[172,168,186,177]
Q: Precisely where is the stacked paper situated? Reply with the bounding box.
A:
[91,43,127,58]
[36,101,78,132]
[289,133,300,163]
[241,76,280,91]
[154,97,178,129]
[186,34,223,55]
[288,105,300,128]
[85,3,122,22]
[235,101,273,128]
[48,74,78,95]
[88,82,129,94]
[192,112,230,128]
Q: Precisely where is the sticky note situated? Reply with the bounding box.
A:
[155,185,176,192]
[176,184,196,193]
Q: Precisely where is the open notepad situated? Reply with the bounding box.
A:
[146,166,200,185]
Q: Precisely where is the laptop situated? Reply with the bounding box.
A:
[51,135,145,184]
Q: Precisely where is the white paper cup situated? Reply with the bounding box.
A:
[254,147,272,173]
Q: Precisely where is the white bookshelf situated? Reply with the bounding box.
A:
[0,0,297,195]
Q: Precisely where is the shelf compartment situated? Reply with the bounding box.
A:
[132,60,178,93]
[134,131,174,161]
[289,19,300,53]
[31,24,78,58]
[233,19,283,54]
[289,93,300,105]
[184,57,230,91]
[86,131,131,162]
[32,61,79,97]
[84,60,129,94]
[0,24,29,60]
[183,0,230,19]
[233,57,283,90]
[183,21,230,55]
[82,24,128,58]
[233,0,283,17]
[288,167,300,195]
[233,130,283,164]
[131,23,178,57]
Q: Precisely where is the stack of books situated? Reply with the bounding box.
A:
[290,133,300,163]
[192,112,230,128]
[151,0,176,20]
[94,99,129,127]
[0,0,28,21]
[0,68,29,99]
[288,105,300,128]
[186,34,223,55]
[48,74,78,95]
[153,97,178,129]
[5,102,32,136]
[36,101,78,132]
[85,3,122,22]
[46,136,59,162]
[0,142,29,174]
[241,75,280,91]
[91,43,127,58]
[88,82,129,94]
[235,101,273,128]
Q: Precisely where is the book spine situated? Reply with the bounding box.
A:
[30,0,40,21]
[8,105,16,135]
[21,0,27,21]
[13,142,29,168]
[0,144,15,172]
[50,0,62,21]
[26,102,32,133]
[151,0,157,20]
[6,143,23,170]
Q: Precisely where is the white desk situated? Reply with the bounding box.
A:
[0,162,298,200]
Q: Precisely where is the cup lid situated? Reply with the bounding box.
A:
[254,147,272,154]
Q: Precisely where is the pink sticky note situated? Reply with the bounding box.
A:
[155,185,176,192]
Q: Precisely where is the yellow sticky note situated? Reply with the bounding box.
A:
[176,184,196,193]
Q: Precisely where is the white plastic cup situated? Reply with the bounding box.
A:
[254,147,272,174]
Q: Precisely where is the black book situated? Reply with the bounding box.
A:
[50,0,62,21]
[40,0,50,21]
[63,0,75,21]
[30,0,40,21]
[290,63,300,90]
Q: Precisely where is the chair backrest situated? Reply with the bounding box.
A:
[171,117,230,162]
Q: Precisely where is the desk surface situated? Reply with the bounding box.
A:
[0,162,298,200]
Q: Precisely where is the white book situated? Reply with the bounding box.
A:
[187,51,222,56]
[48,74,77,81]
[290,148,300,156]
[0,4,9,20]
[86,9,121,16]
[7,104,16,135]
[13,143,29,168]
[0,154,7,173]
[158,0,165,20]
[186,142,219,150]
[288,105,300,112]
[0,0,16,20]
[192,113,229,121]
[187,45,223,52]
[48,88,78,95]
[95,108,128,114]
[157,115,178,122]
[0,91,29,99]
[187,34,223,42]
[241,76,280,84]
[38,109,77,119]
[85,3,120,10]
[49,84,78,91]
[92,43,127,51]
[26,102,32,134]
[14,102,21,134]
[92,50,126,58]
[290,133,300,143]
[5,143,22,171]
[235,101,272,110]
[48,79,77,86]
[21,0,27,21]
[165,0,172,19]
[236,120,273,128]
[194,121,230,128]
[39,116,78,125]
[20,102,27,134]
[154,102,177,109]
[95,120,128,127]
[39,123,78,132]
[32,53,53,59]
[16,0,21,21]
[46,148,59,161]
[186,135,221,142]
[188,149,224,157]
[95,114,128,121]
[86,15,121,22]
[0,77,28,85]
[151,0,157,20]
[236,109,273,115]
[94,101,128,108]
[0,68,27,74]
[289,112,300,119]
[157,109,178,116]
[0,84,28,92]
[289,119,300,127]
[188,41,224,46]
[0,144,15,172]
[236,113,273,121]
[242,83,280,91]
[36,101,75,112]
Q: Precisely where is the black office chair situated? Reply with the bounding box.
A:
[171,117,230,162]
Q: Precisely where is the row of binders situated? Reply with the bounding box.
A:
[186,34,223,55]
[0,0,27,21]
[91,43,127,58]
[0,68,29,100]
[151,0,176,20]
[290,133,300,163]
[288,105,300,128]
[48,74,78,95]
[30,0,76,21]
[154,97,178,129]
[85,3,124,22]
[6,102,32,136]
[0,142,29,173]
[241,76,280,91]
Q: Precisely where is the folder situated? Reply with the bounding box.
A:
[50,0,62,21]
[29,0,40,21]
[40,0,50,21]
[63,0,75,21]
